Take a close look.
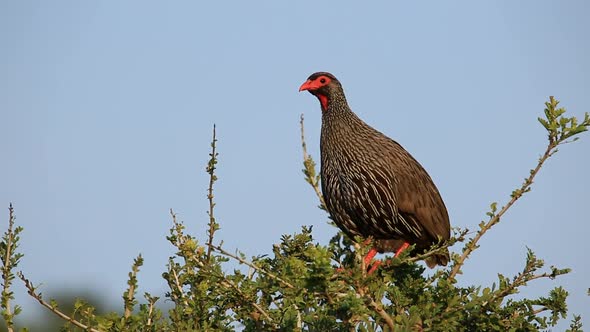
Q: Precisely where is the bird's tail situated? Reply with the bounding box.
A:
[425,249,450,269]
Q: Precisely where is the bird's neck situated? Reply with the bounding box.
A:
[321,94,365,134]
[320,95,369,163]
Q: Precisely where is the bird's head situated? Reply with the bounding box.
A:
[299,72,343,111]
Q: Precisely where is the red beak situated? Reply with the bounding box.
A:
[299,79,321,92]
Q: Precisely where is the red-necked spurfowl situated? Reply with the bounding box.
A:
[299,72,450,270]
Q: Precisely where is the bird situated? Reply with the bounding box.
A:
[299,72,450,270]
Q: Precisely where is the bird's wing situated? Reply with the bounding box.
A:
[380,137,451,242]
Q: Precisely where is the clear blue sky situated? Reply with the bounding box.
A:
[1,1,588,328]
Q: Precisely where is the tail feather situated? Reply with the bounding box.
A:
[425,249,450,268]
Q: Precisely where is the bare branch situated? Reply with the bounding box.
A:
[18,272,102,332]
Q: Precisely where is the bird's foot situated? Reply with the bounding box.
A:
[366,242,411,274]
[363,247,382,275]
[367,260,382,275]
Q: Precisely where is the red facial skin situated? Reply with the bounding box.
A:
[299,75,332,111]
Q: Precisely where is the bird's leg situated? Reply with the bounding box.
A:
[363,248,379,267]
[364,248,380,275]
[362,238,379,272]
[394,242,410,257]
[336,240,376,274]
[367,242,410,275]
[366,259,381,275]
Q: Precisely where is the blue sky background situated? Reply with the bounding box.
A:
[1,1,588,329]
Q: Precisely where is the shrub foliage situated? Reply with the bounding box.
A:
[2,97,588,331]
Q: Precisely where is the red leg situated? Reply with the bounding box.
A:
[337,242,379,275]
[367,259,382,275]
[368,242,410,275]
[394,242,410,257]
[363,248,378,267]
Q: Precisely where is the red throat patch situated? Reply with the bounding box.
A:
[317,94,329,111]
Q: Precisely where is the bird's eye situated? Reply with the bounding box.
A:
[320,78,326,84]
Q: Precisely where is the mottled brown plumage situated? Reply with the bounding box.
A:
[299,72,450,268]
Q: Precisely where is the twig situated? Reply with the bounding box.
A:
[300,114,326,209]
[147,303,154,326]
[206,125,219,261]
[144,294,158,327]
[123,255,142,319]
[293,303,303,331]
[449,143,555,280]
[169,264,189,307]
[18,272,102,332]
[181,247,278,328]
[404,229,468,264]
[1,204,16,332]
[207,243,295,289]
[368,297,395,331]
[489,270,559,306]
[531,307,548,315]
[449,97,589,280]
[168,225,280,329]
[220,276,276,326]
[124,287,134,318]
[356,285,395,331]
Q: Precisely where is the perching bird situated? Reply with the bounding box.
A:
[299,72,450,269]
